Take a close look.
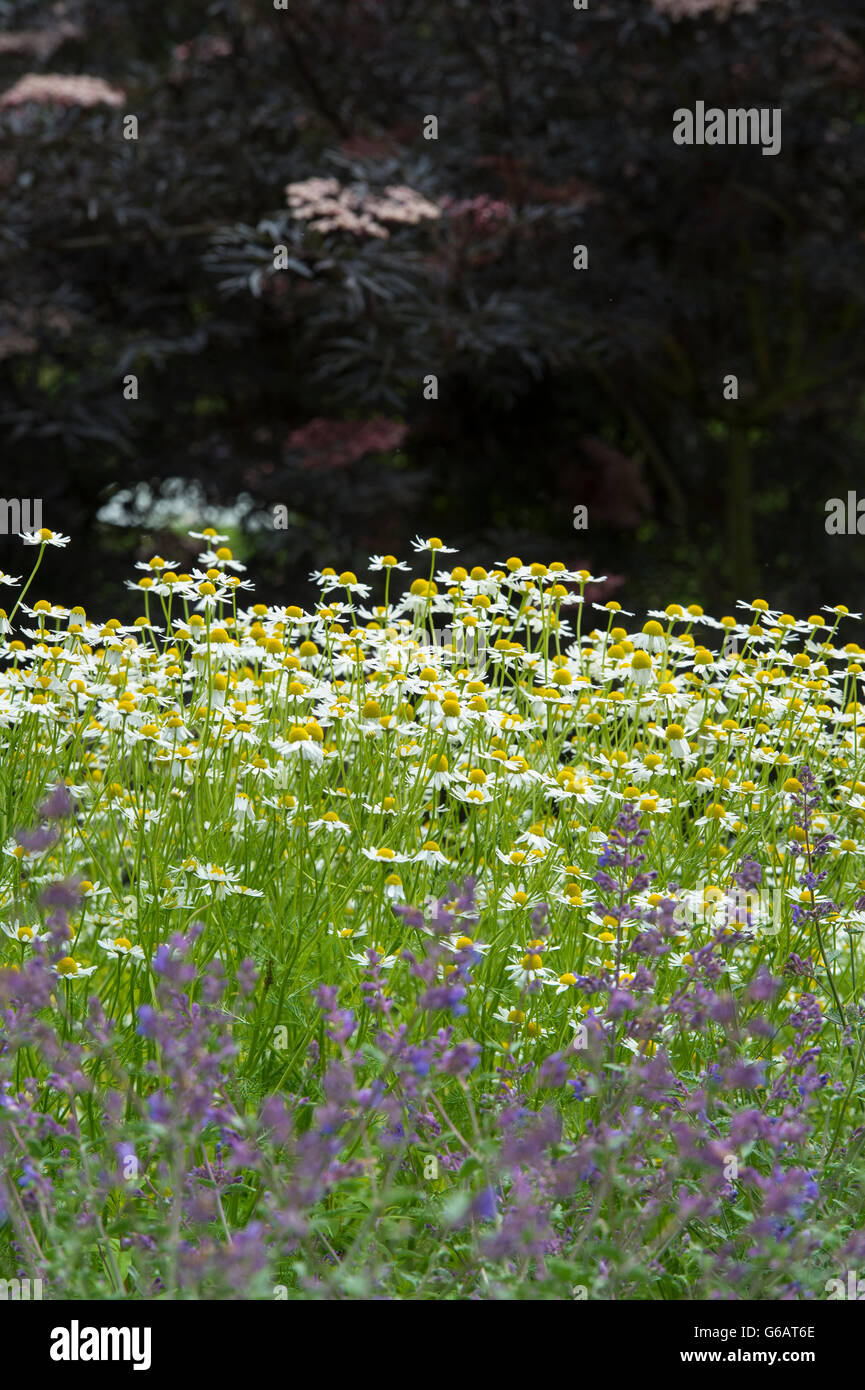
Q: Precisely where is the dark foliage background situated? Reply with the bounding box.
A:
[1,0,865,619]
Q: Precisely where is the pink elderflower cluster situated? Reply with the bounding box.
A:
[0,73,125,110]
[285,177,441,240]
[0,26,82,59]
[173,36,232,64]
[440,194,514,237]
[286,416,408,470]
[651,0,764,17]
[0,302,77,362]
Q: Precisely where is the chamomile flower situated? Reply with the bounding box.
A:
[309,811,352,835]
[411,840,451,866]
[632,620,668,654]
[368,555,411,572]
[20,528,71,548]
[451,780,495,806]
[331,919,368,942]
[188,527,230,543]
[693,803,739,831]
[440,932,491,958]
[491,1005,547,1039]
[0,919,47,945]
[504,943,559,988]
[276,727,325,764]
[97,936,146,961]
[196,547,247,573]
[361,845,411,864]
[411,536,459,555]
[628,650,655,688]
[348,945,399,970]
[53,956,97,978]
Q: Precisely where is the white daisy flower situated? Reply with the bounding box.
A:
[410,536,458,555]
[361,846,411,864]
[97,936,146,961]
[309,812,351,835]
[0,919,47,945]
[188,529,230,543]
[53,956,97,979]
[368,556,411,572]
[19,528,71,548]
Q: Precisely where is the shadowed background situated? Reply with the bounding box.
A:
[1,0,864,622]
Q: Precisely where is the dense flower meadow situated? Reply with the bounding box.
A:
[1,527,864,1300]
